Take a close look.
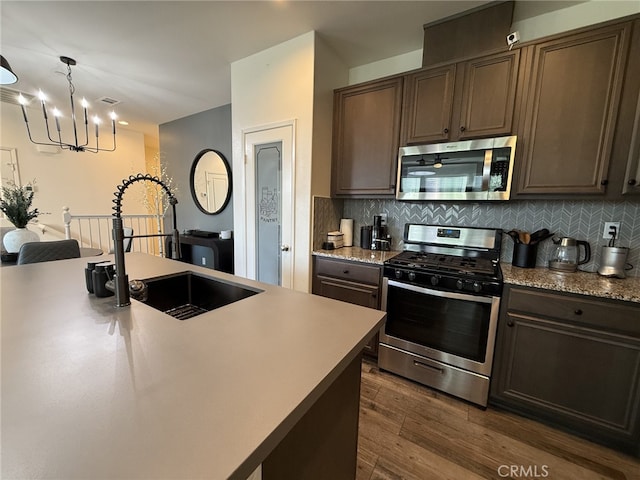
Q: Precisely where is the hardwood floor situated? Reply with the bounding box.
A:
[357,359,640,480]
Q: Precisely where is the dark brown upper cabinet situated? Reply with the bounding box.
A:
[332,77,403,197]
[401,50,520,145]
[622,93,640,195]
[618,19,640,197]
[515,22,632,196]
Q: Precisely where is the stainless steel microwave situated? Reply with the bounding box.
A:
[396,135,517,201]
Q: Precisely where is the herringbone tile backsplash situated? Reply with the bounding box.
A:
[313,196,640,277]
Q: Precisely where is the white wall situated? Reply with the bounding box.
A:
[346,0,640,85]
[348,49,423,85]
[0,102,148,239]
[311,36,349,198]
[511,0,640,42]
[231,31,348,292]
[231,32,316,291]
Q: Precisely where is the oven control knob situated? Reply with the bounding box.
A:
[408,272,416,282]
[430,275,440,286]
[394,269,403,279]
[456,279,464,290]
[472,282,482,293]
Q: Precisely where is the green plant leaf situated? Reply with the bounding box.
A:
[0,183,39,228]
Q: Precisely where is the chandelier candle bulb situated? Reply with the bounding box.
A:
[38,90,47,118]
[18,94,28,122]
[53,109,61,132]
[81,98,88,124]
[19,56,117,153]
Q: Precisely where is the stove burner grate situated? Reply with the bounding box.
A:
[390,252,497,277]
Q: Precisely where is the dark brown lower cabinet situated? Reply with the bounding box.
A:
[490,285,640,457]
[312,256,382,358]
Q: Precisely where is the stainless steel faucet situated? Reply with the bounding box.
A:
[110,173,180,307]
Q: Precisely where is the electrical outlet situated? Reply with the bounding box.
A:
[603,222,621,239]
[201,257,207,266]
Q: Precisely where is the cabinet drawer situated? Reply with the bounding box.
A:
[507,287,640,335]
[314,257,381,285]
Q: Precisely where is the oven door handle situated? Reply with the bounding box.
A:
[386,279,496,304]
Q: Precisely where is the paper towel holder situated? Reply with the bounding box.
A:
[340,218,354,247]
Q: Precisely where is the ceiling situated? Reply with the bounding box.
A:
[1,0,493,141]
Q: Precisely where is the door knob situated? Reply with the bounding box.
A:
[281,245,290,252]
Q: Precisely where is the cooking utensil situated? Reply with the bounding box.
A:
[505,230,520,243]
[521,231,531,245]
[529,228,550,244]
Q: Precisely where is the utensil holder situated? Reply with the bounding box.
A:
[512,243,538,268]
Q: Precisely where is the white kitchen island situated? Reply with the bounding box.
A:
[1,253,385,479]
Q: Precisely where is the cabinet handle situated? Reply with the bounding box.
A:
[460,126,466,132]
[629,179,637,186]
[600,179,608,186]
[443,128,449,134]
[574,309,583,315]
[507,320,514,327]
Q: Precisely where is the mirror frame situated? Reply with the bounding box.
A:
[189,149,232,215]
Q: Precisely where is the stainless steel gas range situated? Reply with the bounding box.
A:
[378,224,503,407]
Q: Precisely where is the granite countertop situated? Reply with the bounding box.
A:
[501,263,640,304]
[0,253,385,479]
[311,247,639,304]
[312,246,402,265]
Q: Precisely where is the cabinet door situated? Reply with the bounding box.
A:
[314,275,380,357]
[492,312,640,452]
[457,50,520,139]
[332,77,403,196]
[314,275,379,309]
[517,23,632,195]
[401,65,456,144]
[622,92,640,195]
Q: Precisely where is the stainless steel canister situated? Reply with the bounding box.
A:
[597,246,630,278]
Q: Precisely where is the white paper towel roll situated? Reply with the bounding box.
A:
[340,218,354,247]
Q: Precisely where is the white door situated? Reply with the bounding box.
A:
[1,147,21,186]
[244,122,295,288]
[206,171,228,212]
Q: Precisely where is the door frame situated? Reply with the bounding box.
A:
[242,120,296,288]
[1,146,21,186]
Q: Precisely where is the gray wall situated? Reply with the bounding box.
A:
[312,196,640,278]
[159,104,233,233]
[342,198,640,278]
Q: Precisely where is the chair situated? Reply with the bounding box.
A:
[17,239,81,265]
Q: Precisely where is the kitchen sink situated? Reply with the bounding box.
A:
[139,271,263,320]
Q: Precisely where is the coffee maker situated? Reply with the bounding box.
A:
[359,215,392,250]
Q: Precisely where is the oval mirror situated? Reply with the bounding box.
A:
[190,149,232,215]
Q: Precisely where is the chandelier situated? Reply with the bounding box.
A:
[18,56,117,153]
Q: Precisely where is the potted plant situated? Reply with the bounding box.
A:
[1,182,40,253]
